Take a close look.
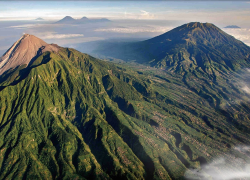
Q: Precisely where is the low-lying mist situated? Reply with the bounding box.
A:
[238,69,250,95]
[185,145,250,180]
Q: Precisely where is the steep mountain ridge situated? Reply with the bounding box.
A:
[0,32,250,179]
[0,34,59,75]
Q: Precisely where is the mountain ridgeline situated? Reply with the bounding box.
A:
[94,22,250,74]
[0,22,250,180]
[55,16,111,24]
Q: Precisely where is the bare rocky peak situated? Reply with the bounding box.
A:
[0,34,59,75]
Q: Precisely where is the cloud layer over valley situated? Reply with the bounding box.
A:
[185,146,250,180]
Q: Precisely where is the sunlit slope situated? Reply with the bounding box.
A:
[0,34,59,76]
[0,47,249,179]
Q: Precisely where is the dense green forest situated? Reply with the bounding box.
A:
[0,22,250,179]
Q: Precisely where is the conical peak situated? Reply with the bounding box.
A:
[159,22,224,41]
[13,34,49,52]
[22,33,31,38]
[181,22,221,32]
[147,22,223,44]
[63,16,75,20]
[186,22,213,28]
[0,34,59,75]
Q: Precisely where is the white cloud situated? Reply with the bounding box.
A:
[42,33,84,39]
[224,28,250,46]
[43,37,105,46]
[122,10,155,20]
[8,24,36,29]
[185,145,250,180]
[95,26,173,34]
[236,68,250,95]
[7,23,66,30]
[140,10,155,19]
[35,32,84,39]
[242,85,250,94]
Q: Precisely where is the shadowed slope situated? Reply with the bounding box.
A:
[94,22,250,74]
[0,35,250,179]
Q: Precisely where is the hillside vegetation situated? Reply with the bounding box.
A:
[0,45,250,179]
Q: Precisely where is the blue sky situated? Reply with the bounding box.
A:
[1,1,250,22]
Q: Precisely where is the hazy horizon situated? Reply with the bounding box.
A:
[1,1,250,56]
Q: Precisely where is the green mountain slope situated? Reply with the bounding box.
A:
[94,22,250,74]
[0,33,250,179]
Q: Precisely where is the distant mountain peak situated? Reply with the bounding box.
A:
[35,17,44,21]
[55,16,111,24]
[186,22,214,27]
[176,22,221,33]
[54,16,76,24]
[147,22,223,44]
[0,34,59,75]
[80,16,88,20]
[63,16,74,20]
[144,22,250,71]
[224,25,241,28]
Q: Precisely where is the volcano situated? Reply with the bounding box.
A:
[0,27,250,180]
[94,22,250,74]
[0,34,59,75]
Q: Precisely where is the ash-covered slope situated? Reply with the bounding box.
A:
[0,34,59,75]
[0,35,250,179]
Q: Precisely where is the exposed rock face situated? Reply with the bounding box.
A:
[0,34,59,75]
